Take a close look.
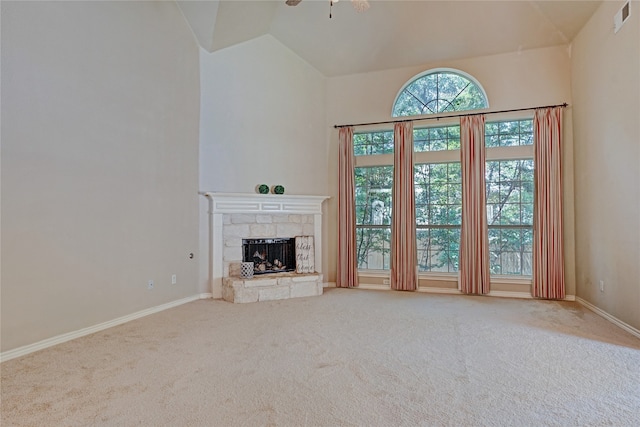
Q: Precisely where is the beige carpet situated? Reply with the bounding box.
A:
[2,288,639,426]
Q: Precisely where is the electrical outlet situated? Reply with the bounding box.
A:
[148,280,154,290]
[599,280,604,292]
[383,279,390,285]
[171,274,177,285]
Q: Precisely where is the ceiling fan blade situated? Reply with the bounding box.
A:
[285,0,302,6]
[351,0,369,13]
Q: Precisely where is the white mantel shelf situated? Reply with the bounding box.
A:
[202,192,329,215]
[200,192,330,298]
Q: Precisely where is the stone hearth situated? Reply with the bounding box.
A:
[222,272,323,303]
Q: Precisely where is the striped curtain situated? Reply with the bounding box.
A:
[459,115,490,295]
[532,107,565,299]
[391,121,417,291]
[337,127,359,288]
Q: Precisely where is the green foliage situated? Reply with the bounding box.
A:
[415,162,461,272]
[353,120,534,276]
[414,126,461,152]
[354,131,393,156]
[486,159,534,275]
[485,119,533,147]
[355,166,393,269]
[393,72,487,117]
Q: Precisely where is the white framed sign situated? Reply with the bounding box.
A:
[295,236,315,273]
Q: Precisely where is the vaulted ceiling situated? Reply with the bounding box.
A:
[177,0,602,76]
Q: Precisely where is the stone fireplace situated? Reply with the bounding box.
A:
[202,192,329,303]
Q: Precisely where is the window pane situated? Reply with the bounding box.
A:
[431,138,447,151]
[414,125,461,152]
[448,206,462,225]
[447,163,461,181]
[448,126,461,143]
[413,128,429,151]
[489,227,533,276]
[486,158,534,276]
[502,204,522,225]
[486,160,533,226]
[486,184,500,204]
[521,133,533,145]
[415,162,462,273]
[500,252,521,275]
[356,227,391,270]
[485,122,499,136]
[498,161,519,180]
[417,227,460,272]
[355,166,392,271]
[499,121,518,135]
[485,119,533,147]
[415,163,461,225]
[355,166,393,226]
[353,131,393,156]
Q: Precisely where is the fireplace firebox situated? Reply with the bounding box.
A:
[243,238,296,275]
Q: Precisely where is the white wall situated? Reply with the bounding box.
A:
[325,46,576,292]
[571,1,640,330]
[1,1,200,352]
[198,34,327,296]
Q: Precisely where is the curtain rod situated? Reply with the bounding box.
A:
[333,102,568,129]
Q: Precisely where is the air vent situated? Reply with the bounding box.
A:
[614,1,630,34]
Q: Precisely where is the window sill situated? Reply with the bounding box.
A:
[490,275,532,285]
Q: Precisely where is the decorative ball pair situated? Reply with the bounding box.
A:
[257,184,285,195]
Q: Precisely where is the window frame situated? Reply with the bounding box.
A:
[353,114,535,283]
[392,68,489,118]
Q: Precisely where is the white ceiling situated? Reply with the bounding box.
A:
[179,0,602,77]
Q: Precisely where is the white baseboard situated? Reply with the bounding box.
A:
[1,294,211,363]
[358,284,391,291]
[487,290,576,301]
[576,297,640,339]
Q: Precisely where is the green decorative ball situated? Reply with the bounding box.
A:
[257,184,269,194]
[272,185,285,195]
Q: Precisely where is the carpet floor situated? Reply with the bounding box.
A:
[2,288,639,426]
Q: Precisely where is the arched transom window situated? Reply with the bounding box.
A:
[392,70,488,117]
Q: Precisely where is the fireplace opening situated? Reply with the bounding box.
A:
[243,238,296,275]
